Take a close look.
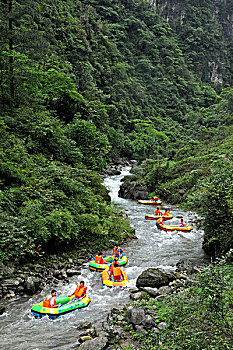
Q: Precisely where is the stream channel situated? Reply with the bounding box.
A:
[0,166,209,350]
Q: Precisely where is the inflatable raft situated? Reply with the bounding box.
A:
[145,214,173,220]
[89,255,128,272]
[138,199,162,205]
[31,294,91,319]
[102,269,129,287]
[156,223,193,232]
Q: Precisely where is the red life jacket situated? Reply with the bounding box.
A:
[43,295,54,308]
[180,222,186,227]
[95,255,103,264]
[74,286,87,298]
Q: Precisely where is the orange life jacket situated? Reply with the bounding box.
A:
[109,260,118,273]
[95,255,103,264]
[154,209,162,215]
[74,285,87,298]
[112,266,122,279]
[164,211,169,216]
[43,295,54,308]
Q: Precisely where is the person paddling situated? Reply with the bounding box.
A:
[154,207,162,215]
[111,244,123,260]
[180,218,187,227]
[163,209,170,216]
[43,289,58,308]
[107,257,119,276]
[68,281,87,303]
[110,262,124,281]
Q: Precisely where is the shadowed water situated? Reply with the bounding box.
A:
[0,167,209,350]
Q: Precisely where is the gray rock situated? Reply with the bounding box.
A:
[125,308,145,325]
[118,177,149,200]
[79,328,97,338]
[76,322,92,331]
[53,270,61,278]
[2,279,20,288]
[158,322,168,329]
[128,288,140,293]
[158,286,172,295]
[24,276,41,294]
[141,287,159,297]
[61,269,67,278]
[136,268,176,289]
[176,259,196,274]
[79,335,93,343]
[130,292,142,300]
[66,268,81,277]
[78,336,108,350]
[135,325,147,335]
[142,315,156,330]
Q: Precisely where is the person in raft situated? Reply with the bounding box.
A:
[107,257,119,276]
[68,281,87,303]
[111,244,123,260]
[153,196,159,201]
[163,209,170,216]
[154,207,162,215]
[109,261,124,281]
[156,216,163,229]
[43,289,58,308]
[180,218,187,227]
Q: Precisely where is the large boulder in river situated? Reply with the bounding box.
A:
[118,176,149,200]
[136,268,176,289]
[24,276,41,295]
[0,305,6,315]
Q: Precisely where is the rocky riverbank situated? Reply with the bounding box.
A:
[0,250,94,314]
[73,259,207,349]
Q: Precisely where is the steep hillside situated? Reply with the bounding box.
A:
[153,0,233,85]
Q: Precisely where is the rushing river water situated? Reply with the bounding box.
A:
[0,167,209,350]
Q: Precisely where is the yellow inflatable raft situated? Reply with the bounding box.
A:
[101,269,129,287]
[145,214,173,220]
[138,199,162,205]
[157,223,193,232]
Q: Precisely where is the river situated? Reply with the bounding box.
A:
[0,167,209,350]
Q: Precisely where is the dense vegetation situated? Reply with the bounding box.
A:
[121,251,233,350]
[129,87,233,257]
[0,0,232,265]
[155,0,233,85]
